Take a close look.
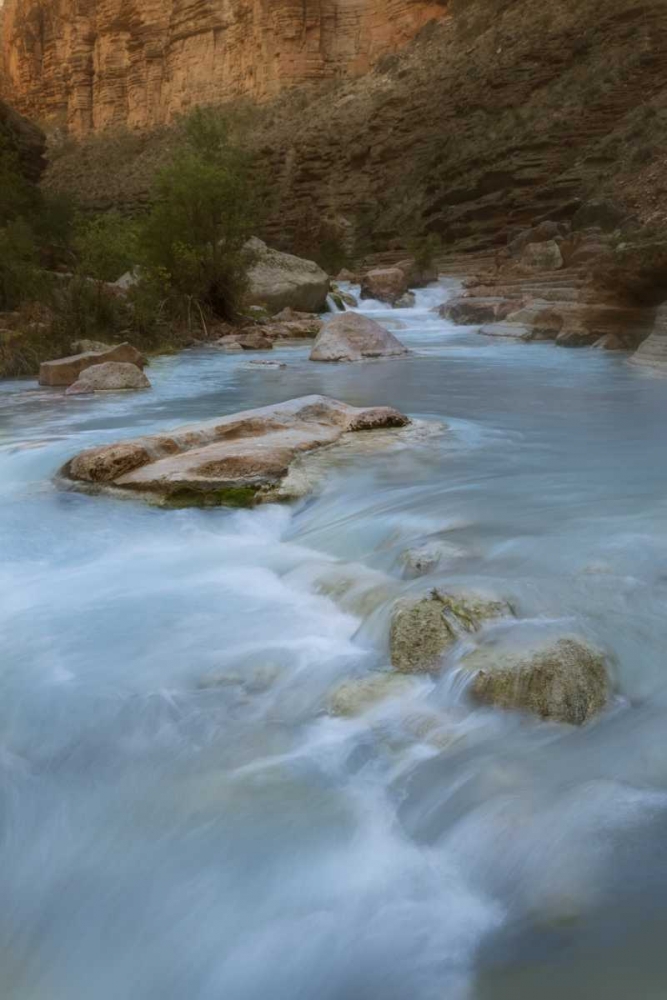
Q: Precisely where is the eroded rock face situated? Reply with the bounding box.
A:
[463,637,609,725]
[630,303,667,370]
[0,0,446,134]
[360,267,408,304]
[390,590,513,673]
[65,361,151,394]
[310,312,409,362]
[39,343,147,387]
[62,395,410,505]
[244,239,330,315]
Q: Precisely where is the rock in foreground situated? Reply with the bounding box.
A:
[463,637,609,725]
[390,590,513,673]
[310,313,409,362]
[66,362,151,394]
[62,395,410,506]
[39,342,146,387]
[244,238,329,314]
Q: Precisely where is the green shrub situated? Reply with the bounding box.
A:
[74,211,140,282]
[0,219,43,310]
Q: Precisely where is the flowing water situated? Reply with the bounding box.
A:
[3,283,667,998]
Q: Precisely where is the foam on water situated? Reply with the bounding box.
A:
[3,280,667,996]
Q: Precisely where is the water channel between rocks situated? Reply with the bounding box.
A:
[3,281,667,999]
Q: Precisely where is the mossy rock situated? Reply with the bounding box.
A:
[162,484,261,508]
[390,589,513,674]
[463,637,609,725]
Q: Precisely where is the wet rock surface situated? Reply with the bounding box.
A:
[39,342,146,387]
[462,637,610,725]
[310,313,409,362]
[62,395,410,505]
[65,361,151,394]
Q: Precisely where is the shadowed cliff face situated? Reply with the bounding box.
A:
[0,0,447,133]
[0,98,45,181]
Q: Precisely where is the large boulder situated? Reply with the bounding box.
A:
[310,313,409,362]
[244,238,329,314]
[62,395,410,506]
[66,362,151,394]
[39,342,146,387]
[360,267,408,305]
[462,637,609,725]
[390,590,513,674]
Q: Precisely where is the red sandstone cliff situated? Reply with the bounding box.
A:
[0,0,447,133]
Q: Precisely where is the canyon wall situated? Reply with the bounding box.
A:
[0,0,447,133]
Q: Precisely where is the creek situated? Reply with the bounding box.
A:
[3,282,667,998]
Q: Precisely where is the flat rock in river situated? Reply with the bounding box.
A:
[310,313,409,362]
[62,395,410,506]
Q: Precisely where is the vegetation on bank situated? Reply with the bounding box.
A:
[0,107,266,378]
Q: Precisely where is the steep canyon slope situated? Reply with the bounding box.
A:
[4,0,667,258]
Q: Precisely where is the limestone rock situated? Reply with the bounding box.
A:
[62,395,410,505]
[505,304,564,339]
[630,304,667,370]
[244,238,329,314]
[394,291,417,309]
[65,361,151,394]
[478,322,532,341]
[440,296,522,325]
[236,332,274,350]
[390,590,513,674]
[360,267,408,305]
[39,342,146,387]
[592,333,626,350]
[463,637,609,725]
[310,313,409,362]
[555,328,598,348]
[520,240,564,271]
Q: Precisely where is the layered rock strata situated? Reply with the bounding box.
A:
[0,0,447,134]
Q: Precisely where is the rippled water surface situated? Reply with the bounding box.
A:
[3,284,667,998]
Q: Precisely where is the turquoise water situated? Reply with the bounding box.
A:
[2,284,667,998]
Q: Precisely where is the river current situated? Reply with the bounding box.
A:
[3,283,667,998]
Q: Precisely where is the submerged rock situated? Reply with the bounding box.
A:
[394,292,417,309]
[39,342,146,387]
[399,540,467,578]
[390,589,513,673]
[310,313,409,362]
[328,672,416,717]
[478,322,533,341]
[62,395,410,506]
[65,362,151,394]
[360,267,408,304]
[244,237,329,314]
[463,637,609,725]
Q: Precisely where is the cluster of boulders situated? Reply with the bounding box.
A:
[39,342,149,393]
[388,588,610,726]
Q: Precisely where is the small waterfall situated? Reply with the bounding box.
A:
[326,293,345,313]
